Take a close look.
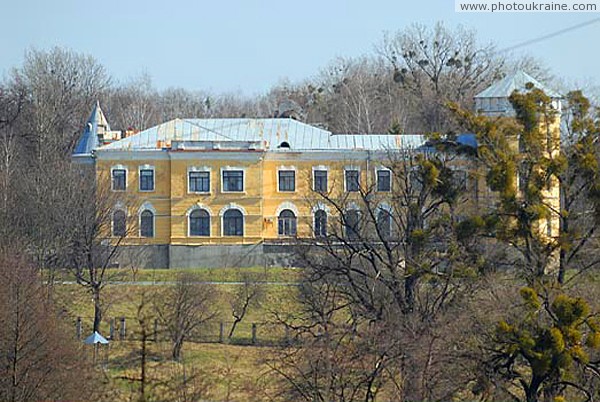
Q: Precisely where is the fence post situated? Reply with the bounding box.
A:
[109,318,115,340]
[153,319,158,342]
[219,322,225,343]
[76,317,82,340]
[119,317,126,340]
[251,323,257,345]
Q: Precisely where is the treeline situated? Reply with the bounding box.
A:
[1,21,595,402]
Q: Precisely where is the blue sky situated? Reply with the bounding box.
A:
[1,0,599,94]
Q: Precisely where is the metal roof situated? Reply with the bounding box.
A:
[99,118,430,152]
[73,102,109,155]
[475,71,561,99]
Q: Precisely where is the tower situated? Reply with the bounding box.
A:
[72,101,111,165]
[474,71,562,241]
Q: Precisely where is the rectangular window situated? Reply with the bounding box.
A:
[377,170,391,192]
[112,169,126,191]
[345,170,360,192]
[223,170,244,192]
[189,171,210,193]
[314,170,328,192]
[279,170,296,192]
[139,169,154,191]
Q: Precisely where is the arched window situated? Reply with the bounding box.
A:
[344,210,360,240]
[140,210,154,238]
[278,209,297,236]
[314,210,327,238]
[377,209,392,240]
[189,209,210,236]
[112,210,126,237]
[223,209,243,236]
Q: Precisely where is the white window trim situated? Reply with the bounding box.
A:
[375,167,392,192]
[219,203,246,237]
[277,166,297,193]
[344,166,361,192]
[312,165,329,192]
[111,164,128,192]
[187,166,212,194]
[186,204,212,237]
[220,166,246,193]
[138,164,155,193]
[138,202,156,238]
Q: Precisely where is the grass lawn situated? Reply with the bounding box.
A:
[46,266,302,284]
[53,268,301,400]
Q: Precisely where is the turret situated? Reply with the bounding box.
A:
[72,101,110,165]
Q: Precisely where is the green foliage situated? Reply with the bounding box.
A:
[493,287,600,400]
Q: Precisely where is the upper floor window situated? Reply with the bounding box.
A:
[345,169,360,192]
[376,169,391,192]
[189,209,210,236]
[139,168,155,192]
[140,210,154,238]
[189,171,210,193]
[278,170,296,192]
[313,170,328,192]
[222,170,244,192]
[112,210,126,237]
[112,169,126,191]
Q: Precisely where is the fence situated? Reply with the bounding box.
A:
[76,316,293,346]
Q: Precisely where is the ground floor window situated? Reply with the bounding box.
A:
[223,209,243,236]
[278,209,297,236]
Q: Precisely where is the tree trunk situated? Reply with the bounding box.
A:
[526,375,543,402]
[92,286,102,333]
[172,338,184,361]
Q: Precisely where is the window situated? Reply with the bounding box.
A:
[314,210,327,238]
[345,169,360,192]
[112,210,126,237]
[279,170,296,192]
[112,169,126,191]
[189,171,210,193]
[278,209,297,236]
[314,170,328,192]
[344,210,360,240]
[452,170,468,192]
[139,169,154,191]
[223,209,243,236]
[223,170,244,192]
[189,209,210,236]
[377,170,391,192]
[377,209,392,240]
[140,210,154,238]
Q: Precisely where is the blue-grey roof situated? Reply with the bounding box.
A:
[73,102,107,155]
[99,118,429,152]
[475,71,561,99]
[84,331,109,345]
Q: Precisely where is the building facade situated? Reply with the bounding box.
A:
[72,72,562,268]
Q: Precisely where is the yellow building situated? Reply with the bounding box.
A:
[72,72,562,268]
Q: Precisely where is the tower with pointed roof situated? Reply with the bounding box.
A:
[72,101,120,164]
[475,71,562,243]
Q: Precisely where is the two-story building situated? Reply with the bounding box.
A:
[72,71,561,268]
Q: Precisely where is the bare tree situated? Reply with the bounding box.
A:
[60,167,133,333]
[154,273,220,361]
[0,249,101,401]
[228,273,264,340]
